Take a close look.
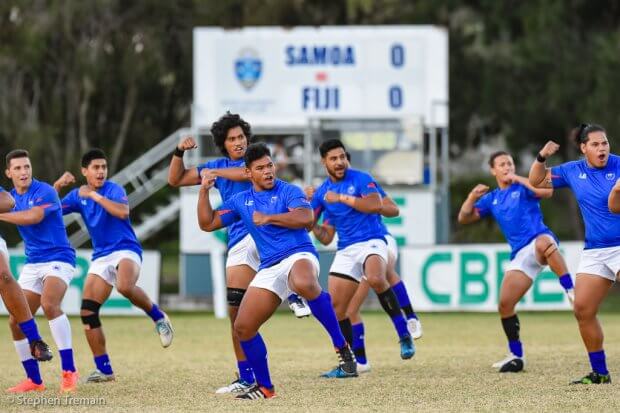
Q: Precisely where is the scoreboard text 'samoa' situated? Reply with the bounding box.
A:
[193,26,448,128]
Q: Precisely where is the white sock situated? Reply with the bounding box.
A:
[14,338,33,362]
[48,313,72,351]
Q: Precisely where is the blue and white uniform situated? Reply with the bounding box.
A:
[312,168,388,282]
[551,154,620,280]
[475,182,556,279]
[11,179,76,293]
[217,179,318,300]
[197,158,259,271]
[61,181,142,285]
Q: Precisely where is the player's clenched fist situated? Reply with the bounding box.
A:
[177,137,198,151]
[539,141,560,159]
[469,184,489,200]
[304,186,315,200]
[55,171,75,188]
[252,211,270,226]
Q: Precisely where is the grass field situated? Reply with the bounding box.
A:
[1,311,620,412]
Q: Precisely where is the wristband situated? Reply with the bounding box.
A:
[536,153,546,163]
[173,147,185,158]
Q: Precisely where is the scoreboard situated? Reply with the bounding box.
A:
[193,26,448,128]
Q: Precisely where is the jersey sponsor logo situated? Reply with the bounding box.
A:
[347,185,355,195]
[244,199,254,206]
[492,199,498,205]
[511,191,520,199]
[28,200,34,206]
[579,173,587,179]
[81,199,88,205]
[606,172,615,180]
[270,196,278,203]
[235,48,262,91]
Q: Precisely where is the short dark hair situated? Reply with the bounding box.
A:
[244,143,271,167]
[488,151,510,168]
[81,148,107,168]
[319,139,346,158]
[574,123,606,145]
[210,111,252,157]
[5,149,29,168]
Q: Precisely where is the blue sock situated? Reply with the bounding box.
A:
[558,274,574,290]
[18,319,42,343]
[240,334,273,389]
[95,354,113,375]
[352,323,367,364]
[147,303,165,322]
[59,349,76,372]
[23,359,42,385]
[589,350,609,375]
[237,360,254,384]
[391,314,410,339]
[307,292,346,349]
[509,340,523,358]
[392,281,418,320]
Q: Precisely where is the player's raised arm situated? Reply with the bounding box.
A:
[209,166,249,182]
[457,184,489,225]
[253,207,313,229]
[529,140,560,189]
[197,173,228,231]
[0,191,15,213]
[53,171,76,193]
[168,136,201,187]
[0,206,45,226]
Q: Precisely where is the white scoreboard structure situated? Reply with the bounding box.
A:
[186,26,449,316]
[193,26,448,129]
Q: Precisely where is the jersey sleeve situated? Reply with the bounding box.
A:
[196,159,220,177]
[34,184,61,216]
[474,193,492,218]
[107,183,129,205]
[286,185,312,210]
[216,198,241,227]
[374,181,387,198]
[356,172,381,197]
[61,190,79,215]
[550,164,569,189]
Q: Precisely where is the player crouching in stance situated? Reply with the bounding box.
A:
[459,151,574,373]
[531,124,617,384]
[198,143,357,400]
[54,149,174,383]
[1,150,78,392]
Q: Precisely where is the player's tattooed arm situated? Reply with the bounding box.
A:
[197,174,225,231]
[457,184,488,225]
[608,178,620,214]
[53,171,76,193]
[312,222,335,245]
[168,136,201,187]
[380,196,400,218]
[529,140,559,189]
[325,191,383,214]
[210,167,249,182]
[0,191,15,213]
[0,206,45,226]
[79,186,130,219]
[506,174,553,198]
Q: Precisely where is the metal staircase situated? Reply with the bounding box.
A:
[64,127,191,246]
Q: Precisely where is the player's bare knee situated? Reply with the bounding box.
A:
[498,298,515,316]
[233,319,255,341]
[536,237,557,258]
[40,299,62,318]
[573,301,595,321]
[116,282,134,297]
[366,274,387,291]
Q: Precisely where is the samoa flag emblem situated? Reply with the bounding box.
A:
[235,48,262,91]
